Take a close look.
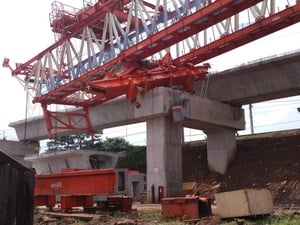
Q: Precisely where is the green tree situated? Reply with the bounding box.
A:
[116,145,146,173]
[100,137,131,152]
[46,130,102,152]
[92,137,146,171]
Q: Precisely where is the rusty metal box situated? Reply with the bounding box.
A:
[162,196,200,219]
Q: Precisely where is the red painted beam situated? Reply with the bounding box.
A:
[86,63,209,105]
[119,0,264,61]
[33,0,263,106]
[175,2,300,65]
[12,0,129,75]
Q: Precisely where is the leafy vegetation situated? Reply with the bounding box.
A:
[46,131,102,152]
[116,144,146,172]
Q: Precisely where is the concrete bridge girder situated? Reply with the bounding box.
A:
[11,87,245,199]
[9,52,300,198]
[11,87,244,140]
[197,52,300,105]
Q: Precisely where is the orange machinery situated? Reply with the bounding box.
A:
[34,168,133,212]
[5,0,300,138]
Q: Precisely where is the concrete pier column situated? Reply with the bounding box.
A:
[205,128,237,174]
[146,116,183,202]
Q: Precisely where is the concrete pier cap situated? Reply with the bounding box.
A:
[179,93,245,175]
[10,87,245,199]
[205,128,238,174]
[143,88,245,199]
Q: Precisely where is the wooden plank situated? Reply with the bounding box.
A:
[182,182,198,195]
[43,211,99,221]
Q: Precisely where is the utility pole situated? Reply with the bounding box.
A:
[249,104,254,134]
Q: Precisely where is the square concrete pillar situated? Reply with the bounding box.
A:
[146,116,183,202]
[205,128,237,174]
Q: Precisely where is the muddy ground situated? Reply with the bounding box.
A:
[34,129,300,224]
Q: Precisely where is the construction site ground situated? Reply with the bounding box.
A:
[34,129,300,224]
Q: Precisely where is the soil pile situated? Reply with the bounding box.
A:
[182,129,300,207]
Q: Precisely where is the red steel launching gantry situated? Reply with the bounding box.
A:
[3,0,300,138]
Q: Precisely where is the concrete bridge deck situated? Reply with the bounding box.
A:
[8,51,300,200]
[10,51,300,141]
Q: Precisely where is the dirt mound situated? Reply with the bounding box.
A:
[182,129,300,207]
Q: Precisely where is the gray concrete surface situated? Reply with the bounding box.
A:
[196,51,300,105]
[0,140,39,168]
[25,150,126,174]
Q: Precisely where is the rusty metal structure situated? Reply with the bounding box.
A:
[3,0,300,138]
[25,149,145,211]
[34,168,135,212]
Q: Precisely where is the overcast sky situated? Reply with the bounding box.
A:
[0,0,299,142]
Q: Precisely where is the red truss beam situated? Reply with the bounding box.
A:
[34,0,264,107]
[6,0,300,137]
[12,0,131,76]
[40,60,210,138]
[34,57,210,107]
[28,0,266,137]
[175,2,300,65]
[85,60,210,107]
[42,106,93,136]
[50,0,134,39]
[118,0,264,61]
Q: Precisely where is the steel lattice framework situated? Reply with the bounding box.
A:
[3,0,300,138]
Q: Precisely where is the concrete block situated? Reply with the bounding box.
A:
[215,188,273,219]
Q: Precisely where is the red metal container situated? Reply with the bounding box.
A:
[35,168,116,196]
[162,196,200,219]
[108,196,133,212]
[162,196,212,219]
[34,168,128,211]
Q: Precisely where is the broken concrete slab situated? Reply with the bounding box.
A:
[215,188,273,219]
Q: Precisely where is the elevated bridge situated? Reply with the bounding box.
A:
[3,0,300,200]
[10,50,300,200]
[11,51,300,139]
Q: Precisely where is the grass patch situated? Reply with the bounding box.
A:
[221,214,300,225]
[138,210,185,225]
